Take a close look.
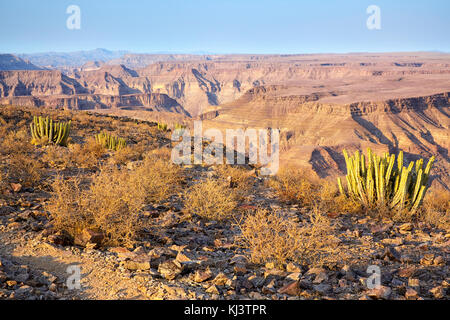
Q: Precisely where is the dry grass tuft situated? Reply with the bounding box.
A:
[267,167,320,207]
[184,178,239,221]
[268,167,361,215]
[42,145,73,169]
[418,188,450,230]
[48,168,145,247]
[316,180,362,215]
[69,138,105,169]
[7,153,44,187]
[47,154,184,246]
[214,165,254,200]
[0,127,33,156]
[134,154,185,204]
[111,143,147,165]
[238,208,303,266]
[238,207,339,267]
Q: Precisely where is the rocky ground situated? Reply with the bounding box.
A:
[0,164,448,300]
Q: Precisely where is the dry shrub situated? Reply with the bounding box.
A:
[238,209,303,266]
[134,154,184,203]
[0,166,5,192]
[46,176,86,237]
[42,145,73,169]
[146,146,173,161]
[84,166,145,246]
[268,168,362,214]
[112,143,146,165]
[317,180,362,214]
[0,127,33,156]
[267,167,320,207]
[7,153,44,187]
[238,207,339,267]
[214,165,253,200]
[69,138,105,168]
[48,168,145,247]
[418,188,450,230]
[184,178,238,221]
[47,155,184,246]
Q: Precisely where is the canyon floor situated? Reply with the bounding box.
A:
[0,106,448,300]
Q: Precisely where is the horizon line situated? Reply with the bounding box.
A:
[4,48,449,56]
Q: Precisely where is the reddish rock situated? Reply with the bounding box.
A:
[367,286,392,300]
[48,230,73,246]
[75,229,104,247]
[10,183,22,193]
[405,288,418,299]
[278,281,300,296]
[193,268,213,283]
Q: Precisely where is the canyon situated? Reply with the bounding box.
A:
[0,52,449,186]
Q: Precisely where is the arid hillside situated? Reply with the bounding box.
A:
[0,106,448,300]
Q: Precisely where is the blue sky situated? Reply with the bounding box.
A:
[0,0,448,54]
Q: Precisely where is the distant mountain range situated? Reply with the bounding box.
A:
[7,49,218,70]
[17,49,129,68]
[0,54,43,71]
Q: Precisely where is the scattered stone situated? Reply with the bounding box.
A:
[408,278,420,289]
[405,288,418,299]
[278,281,300,296]
[381,237,404,246]
[433,255,445,266]
[420,253,435,266]
[6,280,17,287]
[47,230,73,246]
[313,271,328,284]
[176,251,196,263]
[248,275,265,288]
[0,206,15,216]
[123,258,151,271]
[75,229,104,248]
[193,268,213,283]
[15,273,29,283]
[230,255,248,266]
[262,279,277,294]
[398,267,416,278]
[313,283,332,295]
[158,260,184,280]
[49,283,58,292]
[430,286,445,299]
[109,247,135,260]
[10,183,22,193]
[14,285,33,298]
[206,285,220,295]
[286,272,302,281]
[306,267,326,275]
[371,223,391,234]
[233,265,247,276]
[213,272,230,286]
[381,246,402,262]
[285,262,301,273]
[367,286,391,300]
[248,291,265,299]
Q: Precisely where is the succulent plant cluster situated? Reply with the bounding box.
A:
[338,148,435,213]
[157,122,168,131]
[30,116,71,147]
[95,132,127,151]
